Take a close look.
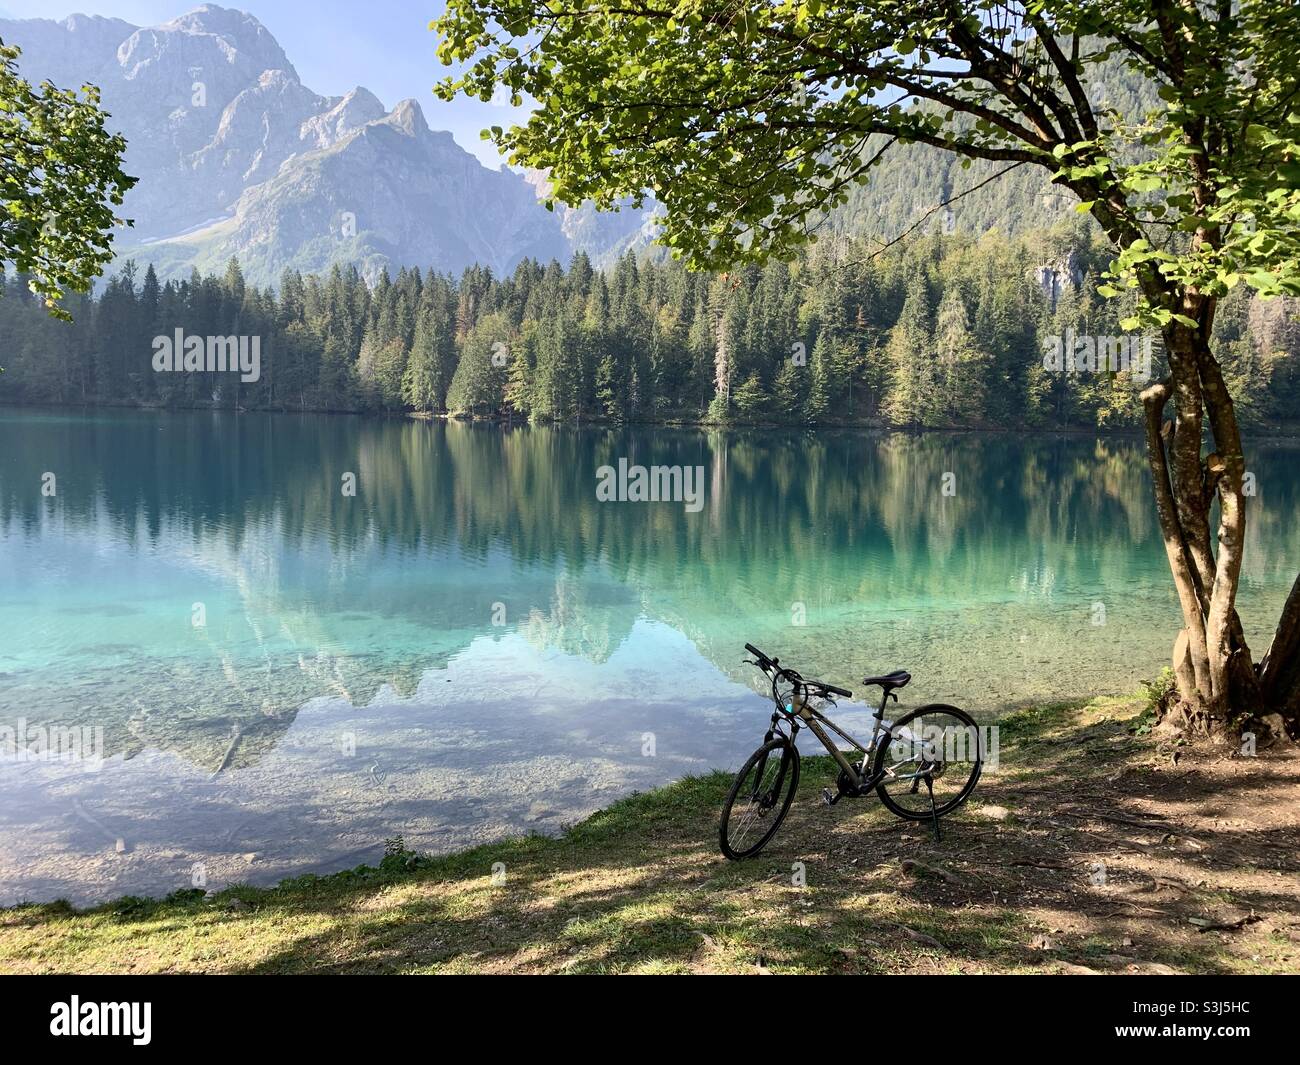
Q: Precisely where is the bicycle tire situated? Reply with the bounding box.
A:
[719,737,800,860]
[874,703,982,820]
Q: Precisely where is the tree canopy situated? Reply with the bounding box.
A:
[434,1,1300,326]
[0,39,135,319]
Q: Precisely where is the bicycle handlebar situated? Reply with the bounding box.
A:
[744,644,851,699]
[806,679,853,699]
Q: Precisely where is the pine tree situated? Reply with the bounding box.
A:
[771,356,804,420]
[447,311,510,416]
[804,333,833,424]
[883,276,935,427]
[932,287,988,424]
[732,372,766,420]
[402,308,441,412]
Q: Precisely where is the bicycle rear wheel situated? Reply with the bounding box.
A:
[719,737,800,860]
[874,704,982,820]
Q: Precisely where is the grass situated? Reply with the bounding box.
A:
[2,693,1297,974]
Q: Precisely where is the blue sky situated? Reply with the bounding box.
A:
[0,0,522,166]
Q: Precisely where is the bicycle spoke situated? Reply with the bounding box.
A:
[730,800,764,846]
[722,741,798,859]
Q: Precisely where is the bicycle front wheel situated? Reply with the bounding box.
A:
[874,704,982,820]
[719,737,800,860]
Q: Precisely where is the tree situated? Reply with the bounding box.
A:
[883,276,936,427]
[403,307,445,411]
[0,40,135,321]
[435,0,1300,737]
[803,333,834,424]
[447,311,511,415]
[933,287,988,424]
[732,371,767,419]
[771,353,805,419]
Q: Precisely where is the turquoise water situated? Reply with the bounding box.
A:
[1,409,1296,903]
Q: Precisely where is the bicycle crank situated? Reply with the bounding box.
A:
[822,769,861,805]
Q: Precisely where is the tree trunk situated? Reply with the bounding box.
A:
[1259,573,1300,721]
[1171,629,1197,704]
[1140,376,1214,717]
[1140,320,1287,737]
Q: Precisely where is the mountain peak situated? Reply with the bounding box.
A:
[299,86,387,147]
[162,4,267,38]
[58,12,138,34]
[337,86,386,122]
[384,98,429,137]
[144,4,298,83]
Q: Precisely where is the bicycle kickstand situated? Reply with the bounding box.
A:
[924,776,941,843]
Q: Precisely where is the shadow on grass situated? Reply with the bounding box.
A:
[4,697,1297,974]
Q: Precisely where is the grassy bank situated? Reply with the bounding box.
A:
[2,695,1297,974]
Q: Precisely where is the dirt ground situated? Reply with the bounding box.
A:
[805,698,1300,974]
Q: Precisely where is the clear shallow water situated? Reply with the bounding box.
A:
[1,409,1296,903]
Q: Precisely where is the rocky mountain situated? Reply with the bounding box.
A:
[0,5,573,285]
[522,170,662,268]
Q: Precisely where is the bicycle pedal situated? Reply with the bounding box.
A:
[821,788,840,806]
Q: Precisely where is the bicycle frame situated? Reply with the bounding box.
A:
[769,685,934,794]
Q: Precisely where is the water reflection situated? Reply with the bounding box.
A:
[0,411,1296,902]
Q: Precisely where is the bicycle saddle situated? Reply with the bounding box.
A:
[862,670,911,691]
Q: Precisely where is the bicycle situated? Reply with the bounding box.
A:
[719,643,984,860]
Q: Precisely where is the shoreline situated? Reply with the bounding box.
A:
[0,697,1121,911]
[5,400,1300,439]
[3,693,1297,975]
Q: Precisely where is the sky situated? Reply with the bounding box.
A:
[0,0,523,167]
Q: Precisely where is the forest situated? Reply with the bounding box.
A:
[1,219,1296,431]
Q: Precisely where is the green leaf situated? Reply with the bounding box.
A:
[1126,175,1163,193]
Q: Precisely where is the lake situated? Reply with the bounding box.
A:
[1,409,1297,904]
